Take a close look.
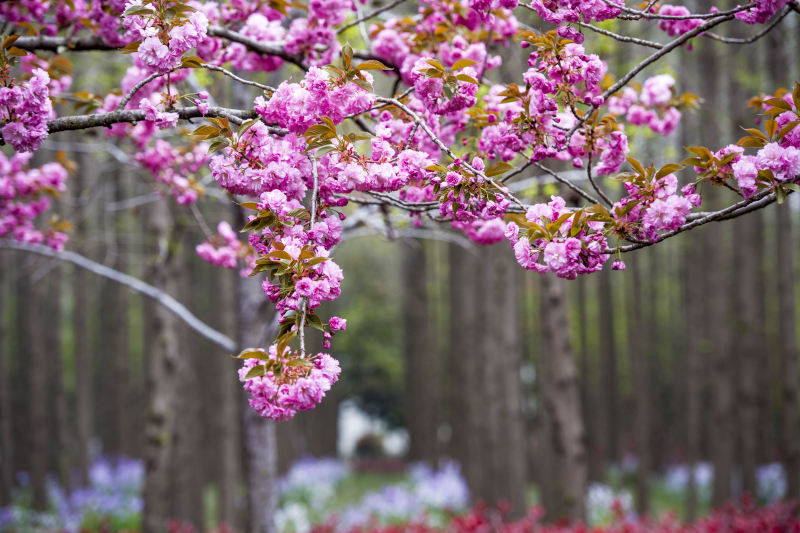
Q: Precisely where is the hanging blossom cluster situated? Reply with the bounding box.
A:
[238,346,341,421]
[1,67,53,153]
[606,75,685,136]
[0,151,69,250]
[196,221,254,271]
[135,139,210,205]
[504,195,611,279]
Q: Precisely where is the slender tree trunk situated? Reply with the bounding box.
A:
[540,272,587,522]
[218,266,243,528]
[684,229,705,521]
[142,199,183,533]
[28,270,48,511]
[0,255,13,506]
[627,253,650,514]
[734,213,761,496]
[776,204,800,502]
[448,242,482,494]
[74,167,91,486]
[49,267,71,492]
[173,241,204,529]
[598,266,619,467]
[403,239,439,465]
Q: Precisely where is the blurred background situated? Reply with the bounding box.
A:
[1,1,800,532]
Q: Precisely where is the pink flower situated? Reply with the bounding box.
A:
[329,317,347,330]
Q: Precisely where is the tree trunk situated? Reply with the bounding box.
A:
[598,266,619,467]
[403,239,439,465]
[627,253,650,514]
[218,266,243,528]
[0,255,13,506]
[539,272,587,522]
[142,198,184,533]
[683,226,705,521]
[776,204,800,502]
[49,267,71,492]
[448,242,482,494]
[734,213,761,496]
[74,167,92,486]
[28,269,48,511]
[173,240,204,529]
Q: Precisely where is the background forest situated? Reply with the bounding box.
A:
[1,0,800,532]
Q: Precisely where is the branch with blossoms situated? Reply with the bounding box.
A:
[1,0,799,420]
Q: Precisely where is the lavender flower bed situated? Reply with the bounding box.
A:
[0,456,143,533]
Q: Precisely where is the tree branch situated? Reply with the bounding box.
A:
[575,20,663,48]
[1,239,238,353]
[533,162,603,205]
[337,0,409,34]
[703,5,792,43]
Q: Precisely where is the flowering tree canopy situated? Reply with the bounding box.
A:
[1,0,799,421]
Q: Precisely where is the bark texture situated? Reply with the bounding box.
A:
[539,272,587,522]
[142,199,184,533]
[402,239,439,465]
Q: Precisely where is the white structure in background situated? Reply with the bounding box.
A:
[337,399,409,457]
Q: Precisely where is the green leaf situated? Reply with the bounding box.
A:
[315,145,336,156]
[484,161,515,177]
[355,59,393,70]
[287,208,311,220]
[626,157,646,176]
[765,97,792,111]
[307,314,323,328]
[232,348,269,360]
[207,140,229,155]
[305,257,329,267]
[777,121,800,141]
[455,74,480,85]
[655,163,684,181]
[424,58,446,72]
[269,250,293,261]
[784,183,800,194]
[776,186,787,204]
[451,58,478,71]
[276,330,297,357]
[244,365,267,380]
[238,118,260,137]
[122,5,154,15]
[353,78,374,93]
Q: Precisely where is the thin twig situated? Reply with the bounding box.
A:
[190,203,214,239]
[586,155,613,206]
[704,5,792,43]
[337,0,409,34]
[575,20,663,48]
[116,72,164,111]
[202,64,276,92]
[603,0,756,20]
[533,162,603,205]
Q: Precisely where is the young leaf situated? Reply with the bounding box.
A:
[6,47,28,57]
[654,163,684,181]
[766,118,778,138]
[237,118,260,137]
[353,78,374,93]
[765,97,792,111]
[484,161,515,177]
[424,58,446,72]
[232,348,269,359]
[244,365,267,380]
[777,121,800,141]
[455,74,479,85]
[2,35,20,50]
[626,157,646,176]
[355,59,393,70]
[287,208,311,220]
[238,202,260,210]
[451,58,478,71]
[776,186,787,204]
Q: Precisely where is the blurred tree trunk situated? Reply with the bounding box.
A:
[476,245,526,515]
[218,266,243,528]
[695,7,734,505]
[776,204,800,502]
[28,270,48,511]
[734,212,761,496]
[539,272,587,521]
[143,198,183,533]
[49,267,71,492]
[577,276,597,482]
[448,242,482,494]
[173,239,204,529]
[74,166,91,486]
[684,226,705,521]
[0,257,12,506]
[598,266,619,467]
[403,238,439,465]
[627,253,650,514]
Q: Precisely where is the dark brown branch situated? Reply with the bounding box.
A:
[704,5,793,43]
[337,0,409,34]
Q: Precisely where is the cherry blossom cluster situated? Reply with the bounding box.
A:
[0,67,53,153]
[135,139,210,204]
[656,5,703,36]
[607,75,683,136]
[0,151,69,250]
[196,221,253,270]
[238,346,341,421]
[122,0,209,74]
[505,195,610,279]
